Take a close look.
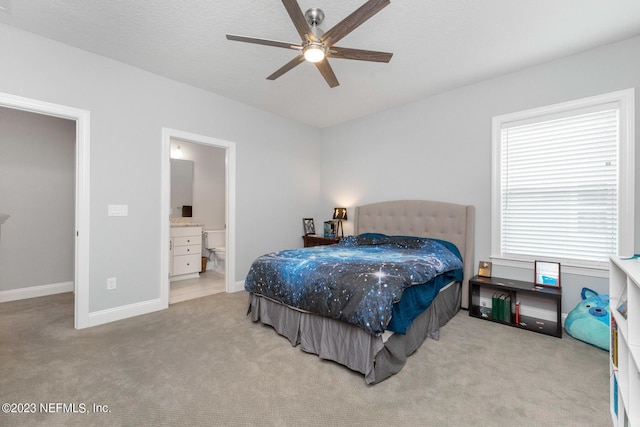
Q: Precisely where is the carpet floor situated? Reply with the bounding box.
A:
[0,291,610,426]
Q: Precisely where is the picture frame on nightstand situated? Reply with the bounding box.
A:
[303,218,315,235]
[534,261,561,287]
[478,261,492,277]
[323,220,336,238]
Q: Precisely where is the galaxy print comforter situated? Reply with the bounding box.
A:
[244,234,463,336]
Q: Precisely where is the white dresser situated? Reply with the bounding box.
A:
[170,225,202,280]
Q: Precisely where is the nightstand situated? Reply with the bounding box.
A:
[302,235,340,247]
[469,275,562,338]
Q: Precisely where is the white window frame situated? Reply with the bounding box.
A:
[491,89,635,278]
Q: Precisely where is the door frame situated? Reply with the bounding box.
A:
[160,128,236,306]
[0,92,91,329]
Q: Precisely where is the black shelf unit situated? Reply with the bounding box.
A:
[469,275,562,338]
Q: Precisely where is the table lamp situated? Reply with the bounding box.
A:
[332,207,347,238]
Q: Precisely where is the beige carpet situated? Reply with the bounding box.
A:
[0,291,610,426]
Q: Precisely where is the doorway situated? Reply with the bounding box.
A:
[0,92,90,329]
[169,140,225,303]
[160,128,236,307]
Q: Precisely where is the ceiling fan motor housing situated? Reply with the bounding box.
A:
[304,8,324,27]
[303,6,326,62]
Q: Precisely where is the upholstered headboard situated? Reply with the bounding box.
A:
[354,200,475,309]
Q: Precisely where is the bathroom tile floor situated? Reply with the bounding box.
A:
[170,270,226,304]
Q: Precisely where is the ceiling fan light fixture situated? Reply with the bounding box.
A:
[226,1,393,87]
[303,42,326,63]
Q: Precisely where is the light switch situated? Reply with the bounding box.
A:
[108,204,128,216]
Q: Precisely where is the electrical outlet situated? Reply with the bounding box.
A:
[106,277,117,290]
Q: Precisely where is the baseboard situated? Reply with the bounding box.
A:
[85,298,166,328]
[169,272,200,282]
[231,279,245,293]
[0,281,74,303]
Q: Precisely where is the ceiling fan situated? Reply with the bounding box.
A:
[226,0,393,88]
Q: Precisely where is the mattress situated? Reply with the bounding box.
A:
[245,234,463,336]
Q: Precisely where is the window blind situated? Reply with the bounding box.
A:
[500,105,619,265]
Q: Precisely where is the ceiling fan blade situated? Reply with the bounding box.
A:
[321,0,390,46]
[281,0,315,41]
[266,55,306,81]
[329,46,393,63]
[315,60,340,88]
[226,34,302,50]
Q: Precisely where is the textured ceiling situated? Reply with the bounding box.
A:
[1,0,639,128]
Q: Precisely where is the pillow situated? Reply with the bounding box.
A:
[353,233,462,260]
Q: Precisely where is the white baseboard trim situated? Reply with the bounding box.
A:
[85,298,166,328]
[0,281,74,303]
[231,280,245,293]
[169,272,200,282]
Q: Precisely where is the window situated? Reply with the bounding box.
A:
[492,89,635,274]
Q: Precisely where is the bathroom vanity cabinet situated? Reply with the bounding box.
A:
[170,225,202,280]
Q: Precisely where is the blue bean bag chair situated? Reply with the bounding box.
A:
[564,287,609,350]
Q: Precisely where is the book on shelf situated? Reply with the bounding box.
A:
[490,293,511,322]
[613,375,618,416]
[611,315,618,367]
[501,294,511,323]
[491,293,499,320]
[515,301,520,324]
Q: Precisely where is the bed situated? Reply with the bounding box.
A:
[245,200,475,384]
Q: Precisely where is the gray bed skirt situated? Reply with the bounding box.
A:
[247,281,461,384]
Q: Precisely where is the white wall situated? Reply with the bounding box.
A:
[0,107,75,292]
[0,24,321,317]
[319,35,640,313]
[2,21,637,322]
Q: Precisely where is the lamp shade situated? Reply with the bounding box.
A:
[332,207,347,221]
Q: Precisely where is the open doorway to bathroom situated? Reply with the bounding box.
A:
[160,128,236,307]
[169,140,225,303]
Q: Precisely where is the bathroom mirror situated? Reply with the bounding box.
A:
[170,158,194,218]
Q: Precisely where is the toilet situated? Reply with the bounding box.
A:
[203,229,226,272]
